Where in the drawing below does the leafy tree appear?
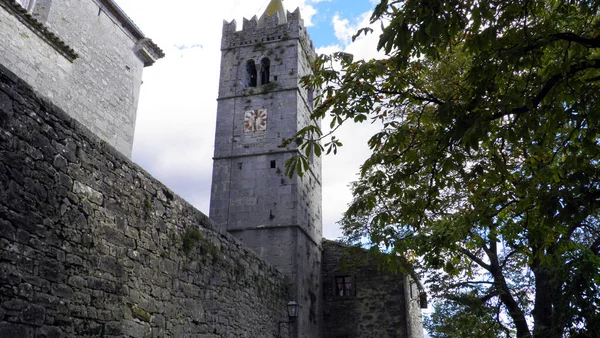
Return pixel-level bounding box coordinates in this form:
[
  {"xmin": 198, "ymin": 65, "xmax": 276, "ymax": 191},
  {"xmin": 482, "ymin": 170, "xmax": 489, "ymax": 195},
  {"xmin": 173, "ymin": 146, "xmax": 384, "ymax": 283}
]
[
  {"xmin": 424, "ymin": 295, "xmax": 506, "ymax": 338},
  {"xmin": 290, "ymin": 0, "xmax": 600, "ymax": 337}
]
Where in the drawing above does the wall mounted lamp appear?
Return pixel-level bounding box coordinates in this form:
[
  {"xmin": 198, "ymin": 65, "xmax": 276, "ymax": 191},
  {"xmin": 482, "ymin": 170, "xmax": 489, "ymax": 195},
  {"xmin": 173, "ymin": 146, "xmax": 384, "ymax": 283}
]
[
  {"xmin": 286, "ymin": 300, "xmax": 299, "ymax": 321},
  {"xmin": 278, "ymin": 300, "xmax": 299, "ymax": 337}
]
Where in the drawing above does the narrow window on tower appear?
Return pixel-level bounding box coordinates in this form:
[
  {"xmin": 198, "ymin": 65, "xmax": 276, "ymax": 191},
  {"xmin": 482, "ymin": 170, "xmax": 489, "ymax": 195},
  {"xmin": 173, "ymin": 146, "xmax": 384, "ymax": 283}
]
[
  {"xmin": 246, "ymin": 60, "xmax": 257, "ymax": 87},
  {"xmin": 307, "ymin": 88, "xmax": 314, "ymax": 110},
  {"xmin": 260, "ymin": 58, "xmax": 270, "ymax": 85},
  {"xmin": 334, "ymin": 275, "xmax": 354, "ymax": 297}
]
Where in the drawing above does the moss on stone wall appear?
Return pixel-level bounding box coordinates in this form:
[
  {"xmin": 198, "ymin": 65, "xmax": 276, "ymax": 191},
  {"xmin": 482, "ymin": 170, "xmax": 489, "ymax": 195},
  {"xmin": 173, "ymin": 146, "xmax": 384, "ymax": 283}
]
[
  {"xmin": 130, "ymin": 304, "xmax": 151, "ymax": 323},
  {"xmin": 182, "ymin": 228, "xmax": 203, "ymax": 255}
]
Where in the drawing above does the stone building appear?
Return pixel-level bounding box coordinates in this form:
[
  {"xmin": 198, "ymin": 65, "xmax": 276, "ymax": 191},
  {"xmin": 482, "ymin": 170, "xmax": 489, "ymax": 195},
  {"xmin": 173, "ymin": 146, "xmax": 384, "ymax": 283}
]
[
  {"xmin": 0, "ymin": 0, "xmax": 163, "ymax": 157},
  {"xmin": 322, "ymin": 240, "xmax": 424, "ymax": 338}
]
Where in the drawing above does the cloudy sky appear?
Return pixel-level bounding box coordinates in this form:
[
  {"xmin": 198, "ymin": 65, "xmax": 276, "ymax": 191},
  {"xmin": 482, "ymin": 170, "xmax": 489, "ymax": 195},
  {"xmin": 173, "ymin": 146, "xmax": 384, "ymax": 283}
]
[{"xmin": 114, "ymin": 0, "xmax": 385, "ymax": 240}]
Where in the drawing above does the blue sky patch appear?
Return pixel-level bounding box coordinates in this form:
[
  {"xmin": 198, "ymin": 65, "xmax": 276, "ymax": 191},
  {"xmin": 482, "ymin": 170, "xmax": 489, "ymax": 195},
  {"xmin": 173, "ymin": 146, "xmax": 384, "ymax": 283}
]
[{"xmin": 308, "ymin": 0, "xmax": 375, "ymax": 47}]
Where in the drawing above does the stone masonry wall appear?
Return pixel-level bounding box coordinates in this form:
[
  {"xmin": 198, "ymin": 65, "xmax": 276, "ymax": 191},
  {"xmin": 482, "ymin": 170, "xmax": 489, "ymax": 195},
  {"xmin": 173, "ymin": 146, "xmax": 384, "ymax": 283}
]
[
  {"xmin": 0, "ymin": 0, "xmax": 147, "ymax": 157},
  {"xmin": 322, "ymin": 240, "xmax": 423, "ymax": 338},
  {"xmin": 0, "ymin": 64, "xmax": 289, "ymax": 337}
]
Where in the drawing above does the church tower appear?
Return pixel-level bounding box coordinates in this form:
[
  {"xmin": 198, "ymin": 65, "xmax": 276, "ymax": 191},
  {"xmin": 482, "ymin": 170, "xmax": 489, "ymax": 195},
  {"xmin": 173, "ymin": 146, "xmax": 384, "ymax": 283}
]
[{"xmin": 210, "ymin": 1, "xmax": 322, "ymax": 337}]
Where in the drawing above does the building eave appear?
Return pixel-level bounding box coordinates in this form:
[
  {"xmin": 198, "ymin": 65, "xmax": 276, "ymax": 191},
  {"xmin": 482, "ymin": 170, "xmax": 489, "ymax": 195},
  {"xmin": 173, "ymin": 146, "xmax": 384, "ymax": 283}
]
[
  {"xmin": 97, "ymin": 0, "xmax": 165, "ymax": 65},
  {"xmin": 0, "ymin": 0, "xmax": 78, "ymax": 61}
]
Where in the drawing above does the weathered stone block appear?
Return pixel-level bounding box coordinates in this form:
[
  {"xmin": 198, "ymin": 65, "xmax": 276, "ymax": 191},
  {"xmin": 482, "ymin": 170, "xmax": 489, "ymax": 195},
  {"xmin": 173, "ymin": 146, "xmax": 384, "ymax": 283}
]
[
  {"xmin": 104, "ymin": 321, "xmax": 123, "ymax": 336},
  {"xmin": 38, "ymin": 259, "xmax": 65, "ymax": 283},
  {"xmin": 74, "ymin": 318, "xmax": 103, "ymax": 336},
  {"xmin": 0, "ymin": 220, "xmax": 15, "ymax": 241},
  {"xmin": 73, "ymin": 181, "xmax": 103, "ymax": 206},
  {"xmin": 0, "ymin": 322, "xmax": 33, "ymax": 338},
  {"xmin": 35, "ymin": 325, "xmax": 63, "ymax": 338},
  {"xmin": 21, "ymin": 304, "xmax": 45, "ymax": 326}
]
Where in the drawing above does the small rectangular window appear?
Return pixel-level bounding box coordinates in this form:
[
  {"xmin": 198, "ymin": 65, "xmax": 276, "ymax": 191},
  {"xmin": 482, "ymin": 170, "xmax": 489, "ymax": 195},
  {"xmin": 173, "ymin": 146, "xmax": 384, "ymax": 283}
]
[
  {"xmin": 270, "ymin": 160, "xmax": 276, "ymax": 168},
  {"xmin": 238, "ymin": 163, "xmax": 242, "ymax": 170},
  {"xmin": 335, "ymin": 276, "xmax": 353, "ymax": 297}
]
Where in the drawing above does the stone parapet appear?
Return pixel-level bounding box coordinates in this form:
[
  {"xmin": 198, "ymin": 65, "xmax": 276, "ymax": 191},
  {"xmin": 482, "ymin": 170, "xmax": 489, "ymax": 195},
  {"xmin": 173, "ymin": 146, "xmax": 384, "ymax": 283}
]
[{"xmin": 221, "ymin": 8, "xmax": 314, "ymax": 52}]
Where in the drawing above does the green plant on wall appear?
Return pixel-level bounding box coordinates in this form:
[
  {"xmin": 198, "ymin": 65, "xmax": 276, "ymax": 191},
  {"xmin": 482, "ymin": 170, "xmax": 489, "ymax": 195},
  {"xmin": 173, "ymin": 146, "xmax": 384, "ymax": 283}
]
[
  {"xmin": 182, "ymin": 228, "xmax": 203, "ymax": 255},
  {"xmin": 234, "ymin": 261, "xmax": 246, "ymax": 281},
  {"xmin": 262, "ymin": 82, "xmax": 278, "ymax": 92},
  {"xmin": 253, "ymin": 41, "xmax": 266, "ymax": 52},
  {"xmin": 143, "ymin": 197, "xmax": 152, "ymax": 219},
  {"xmin": 181, "ymin": 228, "xmax": 222, "ymax": 261},
  {"xmin": 130, "ymin": 304, "xmax": 151, "ymax": 323}
]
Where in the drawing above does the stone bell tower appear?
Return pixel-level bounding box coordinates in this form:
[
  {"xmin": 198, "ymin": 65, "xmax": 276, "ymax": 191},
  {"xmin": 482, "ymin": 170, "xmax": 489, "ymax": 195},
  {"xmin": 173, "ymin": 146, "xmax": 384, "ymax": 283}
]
[{"xmin": 209, "ymin": 0, "xmax": 322, "ymax": 337}]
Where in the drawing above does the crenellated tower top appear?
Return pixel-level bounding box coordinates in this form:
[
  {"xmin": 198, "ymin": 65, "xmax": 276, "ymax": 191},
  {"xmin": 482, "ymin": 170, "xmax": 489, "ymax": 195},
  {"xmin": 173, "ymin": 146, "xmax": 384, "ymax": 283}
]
[
  {"xmin": 221, "ymin": 6, "xmax": 313, "ymax": 52},
  {"xmin": 258, "ymin": 0, "xmax": 286, "ymax": 26}
]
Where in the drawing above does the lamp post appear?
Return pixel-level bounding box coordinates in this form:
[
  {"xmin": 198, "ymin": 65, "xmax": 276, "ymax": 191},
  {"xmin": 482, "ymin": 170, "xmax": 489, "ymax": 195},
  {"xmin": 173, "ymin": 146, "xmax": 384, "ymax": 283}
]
[{"xmin": 278, "ymin": 300, "xmax": 299, "ymax": 337}]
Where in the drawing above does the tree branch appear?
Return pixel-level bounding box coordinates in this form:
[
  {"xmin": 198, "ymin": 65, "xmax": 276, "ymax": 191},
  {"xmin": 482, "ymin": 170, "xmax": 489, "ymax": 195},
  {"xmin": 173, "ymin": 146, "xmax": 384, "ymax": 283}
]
[
  {"xmin": 549, "ymin": 32, "xmax": 600, "ymax": 48},
  {"xmin": 459, "ymin": 248, "xmax": 492, "ymax": 272},
  {"xmin": 491, "ymin": 57, "xmax": 600, "ymax": 120},
  {"xmin": 487, "ymin": 238, "xmax": 532, "ymax": 338},
  {"xmin": 591, "ymin": 236, "xmax": 600, "ymax": 256}
]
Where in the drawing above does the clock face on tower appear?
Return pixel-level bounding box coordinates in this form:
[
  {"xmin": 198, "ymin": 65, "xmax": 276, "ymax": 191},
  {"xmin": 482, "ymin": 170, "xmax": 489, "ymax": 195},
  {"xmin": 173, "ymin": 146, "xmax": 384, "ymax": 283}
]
[{"xmin": 244, "ymin": 109, "xmax": 268, "ymax": 133}]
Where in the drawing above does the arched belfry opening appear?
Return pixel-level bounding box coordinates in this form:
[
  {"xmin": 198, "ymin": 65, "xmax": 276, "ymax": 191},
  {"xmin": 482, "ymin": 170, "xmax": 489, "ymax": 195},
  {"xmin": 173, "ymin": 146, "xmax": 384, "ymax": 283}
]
[
  {"xmin": 260, "ymin": 58, "xmax": 270, "ymax": 85},
  {"xmin": 246, "ymin": 60, "xmax": 257, "ymax": 87}
]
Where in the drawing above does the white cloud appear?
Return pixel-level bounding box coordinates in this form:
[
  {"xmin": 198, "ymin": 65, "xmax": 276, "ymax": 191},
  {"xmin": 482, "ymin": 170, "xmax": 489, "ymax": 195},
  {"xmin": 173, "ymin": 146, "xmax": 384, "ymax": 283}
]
[
  {"xmin": 332, "ymin": 14, "xmax": 353, "ymax": 45},
  {"xmin": 316, "ymin": 44, "xmax": 343, "ymax": 56},
  {"xmin": 332, "ymin": 11, "xmax": 374, "ymax": 47},
  {"xmin": 315, "ymin": 10, "xmax": 385, "ymax": 239},
  {"xmin": 301, "ymin": 5, "xmax": 317, "ymax": 26}
]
